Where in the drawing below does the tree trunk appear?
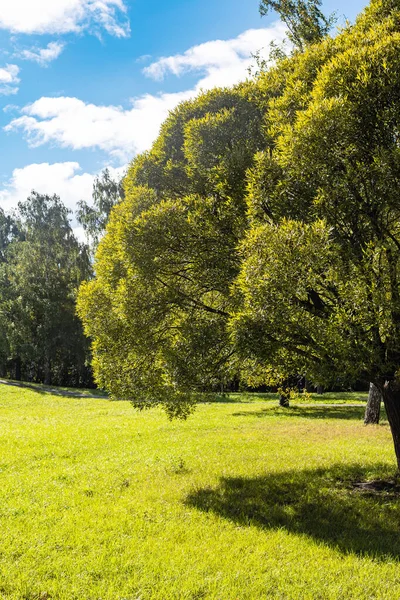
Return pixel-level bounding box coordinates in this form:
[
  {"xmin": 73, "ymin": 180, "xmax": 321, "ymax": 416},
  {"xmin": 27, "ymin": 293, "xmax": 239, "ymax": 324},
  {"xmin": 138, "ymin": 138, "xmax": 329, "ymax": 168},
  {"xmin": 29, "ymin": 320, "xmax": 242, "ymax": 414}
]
[
  {"xmin": 316, "ymin": 385, "xmax": 323, "ymax": 395},
  {"xmin": 382, "ymin": 380, "xmax": 400, "ymax": 471},
  {"xmin": 279, "ymin": 394, "xmax": 290, "ymax": 407},
  {"xmin": 364, "ymin": 382, "xmax": 382, "ymax": 425}
]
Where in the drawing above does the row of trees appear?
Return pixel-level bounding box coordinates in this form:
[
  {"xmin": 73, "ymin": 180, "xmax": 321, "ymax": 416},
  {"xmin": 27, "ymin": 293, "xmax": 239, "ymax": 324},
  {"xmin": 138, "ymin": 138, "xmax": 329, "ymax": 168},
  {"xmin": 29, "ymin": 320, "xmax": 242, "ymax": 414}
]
[
  {"xmin": 77, "ymin": 0, "xmax": 400, "ymax": 469},
  {"xmin": 0, "ymin": 170, "xmax": 122, "ymax": 387}
]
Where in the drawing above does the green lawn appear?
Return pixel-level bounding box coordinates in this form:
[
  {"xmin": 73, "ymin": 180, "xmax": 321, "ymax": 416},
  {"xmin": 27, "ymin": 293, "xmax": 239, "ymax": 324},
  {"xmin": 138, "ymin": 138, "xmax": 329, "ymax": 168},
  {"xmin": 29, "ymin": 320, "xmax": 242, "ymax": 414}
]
[{"xmin": 0, "ymin": 385, "xmax": 399, "ymax": 599}]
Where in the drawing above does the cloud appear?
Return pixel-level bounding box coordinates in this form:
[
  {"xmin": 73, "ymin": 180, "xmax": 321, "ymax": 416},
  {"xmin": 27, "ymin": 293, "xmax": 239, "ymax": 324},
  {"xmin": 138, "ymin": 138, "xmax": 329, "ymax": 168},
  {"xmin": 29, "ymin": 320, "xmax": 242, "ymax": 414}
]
[
  {"xmin": 20, "ymin": 42, "xmax": 65, "ymax": 66},
  {"xmin": 0, "ymin": 162, "xmax": 94, "ymax": 215},
  {"xmin": 143, "ymin": 24, "xmax": 287, "ymax": 87},
  {"xmin": 5, "ymin": 24, "xmax": 286, "ymax": 159},
  {"xmin": 0, "ymin": 0, "xmax": 130, "ymax": 37},
  {"xmin": 0, "ymin": 161, "xmax": 128, "ymax": 239},
  {"xmin": 4, "ymin": 91, "xmax": 193, "ymax": 160},
  {"xmin": 0, "ymin": 64, "xmax": 20, "ymax": 95}
]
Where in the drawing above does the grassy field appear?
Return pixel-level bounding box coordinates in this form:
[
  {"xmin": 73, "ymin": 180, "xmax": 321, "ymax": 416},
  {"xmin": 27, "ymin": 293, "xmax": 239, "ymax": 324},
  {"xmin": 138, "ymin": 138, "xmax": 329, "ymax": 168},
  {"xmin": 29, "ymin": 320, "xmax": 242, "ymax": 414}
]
[{"xmin": 0, "ymin": 384, "xmax": 399, "ymax": 599}]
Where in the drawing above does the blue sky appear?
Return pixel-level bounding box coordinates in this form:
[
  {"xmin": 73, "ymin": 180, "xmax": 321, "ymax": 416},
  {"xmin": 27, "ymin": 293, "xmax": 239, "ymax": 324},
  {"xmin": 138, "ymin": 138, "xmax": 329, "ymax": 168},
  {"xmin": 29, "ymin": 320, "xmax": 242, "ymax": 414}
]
[{"xmin": 0, "ymin": 0, "xmax": 368, "ymax": 227}]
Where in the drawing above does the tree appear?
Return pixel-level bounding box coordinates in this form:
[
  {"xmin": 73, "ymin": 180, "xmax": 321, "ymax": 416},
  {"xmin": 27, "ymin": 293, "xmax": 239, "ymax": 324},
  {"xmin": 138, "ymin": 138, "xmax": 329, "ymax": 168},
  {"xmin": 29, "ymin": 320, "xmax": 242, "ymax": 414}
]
[
  {"xmin": 3, "ymin": 193, "xmax": 92, "ymax": 386},
  {"xmin": 0, "ymin": 209, "xmax": 21, "ymax": 375},
  {"xmin": 77, "ymin": 168, "xmax": 124, "ymax": 254},
  {"xmin": 77, "ymin": 85, "xmax": 266, "ymax": 416},
  {"xmin": 364, "ymin": 383, "xmax": 382, "ymax": 425},
  {"xmin": 78, "ymin": 0, "xmax": 400, "ymax": 470},
  {"xmin": 259, "ymin": 0, "xmax": 336, "ymax": 51},
  {"xmin": 0, "ymin": 208, "xmax": 20, "ymax": 263},
  {"xmin": 232, "ymin": 0, "xmax": 400, "ymax": 469}
]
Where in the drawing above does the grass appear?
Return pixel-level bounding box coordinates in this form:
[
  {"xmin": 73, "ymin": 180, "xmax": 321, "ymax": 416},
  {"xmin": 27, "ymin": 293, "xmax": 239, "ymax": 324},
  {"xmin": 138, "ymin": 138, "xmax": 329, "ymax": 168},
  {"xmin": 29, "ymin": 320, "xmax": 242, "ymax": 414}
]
[{"xmin": 0, "ymin": 385, "xmax": 399, "ymax": 599}]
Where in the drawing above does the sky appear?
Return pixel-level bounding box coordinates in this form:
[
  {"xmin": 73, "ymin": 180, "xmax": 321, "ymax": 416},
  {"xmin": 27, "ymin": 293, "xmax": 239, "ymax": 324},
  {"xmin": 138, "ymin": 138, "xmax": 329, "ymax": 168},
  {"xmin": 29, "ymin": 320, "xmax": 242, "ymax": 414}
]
[{"xmin": 0, "ymin": 0, "xmax": 369, "ymax": 230}]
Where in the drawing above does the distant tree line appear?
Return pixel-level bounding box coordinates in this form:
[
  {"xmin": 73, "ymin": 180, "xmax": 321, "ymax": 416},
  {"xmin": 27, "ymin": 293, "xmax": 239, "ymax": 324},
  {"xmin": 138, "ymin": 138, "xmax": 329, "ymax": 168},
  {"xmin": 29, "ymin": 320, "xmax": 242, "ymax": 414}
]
[{"xmin": 0, "ymin": 169, "xmax": 122, "ymax": 387}]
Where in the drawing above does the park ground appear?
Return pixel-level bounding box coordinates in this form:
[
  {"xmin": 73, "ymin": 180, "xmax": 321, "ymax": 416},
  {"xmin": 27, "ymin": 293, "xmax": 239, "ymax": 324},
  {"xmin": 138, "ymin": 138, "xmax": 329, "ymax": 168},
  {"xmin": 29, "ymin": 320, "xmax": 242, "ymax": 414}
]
[{"xmin": 0, "ymin": 384, "xmax": 399, "ymax": 599}]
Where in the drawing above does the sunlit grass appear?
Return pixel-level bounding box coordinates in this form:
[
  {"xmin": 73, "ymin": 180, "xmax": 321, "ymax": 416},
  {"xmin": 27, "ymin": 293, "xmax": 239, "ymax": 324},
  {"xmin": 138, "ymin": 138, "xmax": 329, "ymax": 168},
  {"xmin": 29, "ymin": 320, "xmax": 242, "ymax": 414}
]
[{"xmin": 0, "ymin": 384, "xmax": 398, "ymax": 599}]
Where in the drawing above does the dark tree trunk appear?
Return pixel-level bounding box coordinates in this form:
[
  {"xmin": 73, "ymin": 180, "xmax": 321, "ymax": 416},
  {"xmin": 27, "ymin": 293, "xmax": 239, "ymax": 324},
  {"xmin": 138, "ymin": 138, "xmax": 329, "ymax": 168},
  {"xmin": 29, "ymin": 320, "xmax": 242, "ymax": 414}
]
[
  {"xmin": 364, "ymin": 382, "xmax": 382, "ymax": 425},
  {"xmin": 316, "ymin": 385, "xmax": 323, "ymax": 395},
  {"xmin": 279, "ymin": 394, "xmax": 290, "ymax": 407},
  {"xmin": 382, "ymin": 380, "xmax": 400, "ymax": 471}
]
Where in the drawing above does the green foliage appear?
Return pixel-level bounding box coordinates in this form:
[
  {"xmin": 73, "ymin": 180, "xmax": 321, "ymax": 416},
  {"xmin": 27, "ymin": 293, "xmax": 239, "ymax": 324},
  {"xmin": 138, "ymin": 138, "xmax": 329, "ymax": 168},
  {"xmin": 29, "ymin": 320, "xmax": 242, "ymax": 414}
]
[
  {"xmin": 232, "ymin": 219, "xmax": 378, "ymax": 387},
  {"xmin": 78, "ymin": 186, "xmax": 237, "ymax": 417},
  {"xmin": 128, "ymin": 86, "xmax": 264, "ymax": 200},
  {"xmin": 78, "ymin": 86, "xmax": 265, "ymax": 415},
  {"xmin": 1, "ymin": 192, "xmax": 92, "ymax": 385},
  {"xmin": 0, "ymin": 209, "xmax": 21, "ymax": 371},
  {"xmin": 77, "ymin": 168, "xmax": 124, "ymax": 253},
  {"xmin": 0, "ymin": 208, "xmax": 21, "ymax": 263},
  {"xmin": 259, "ymin": 0, "xmax": 336, "ymax": 50},
  {"xmin": 237, "ymin": 0, "xmax": 400, "ymax": 388}
]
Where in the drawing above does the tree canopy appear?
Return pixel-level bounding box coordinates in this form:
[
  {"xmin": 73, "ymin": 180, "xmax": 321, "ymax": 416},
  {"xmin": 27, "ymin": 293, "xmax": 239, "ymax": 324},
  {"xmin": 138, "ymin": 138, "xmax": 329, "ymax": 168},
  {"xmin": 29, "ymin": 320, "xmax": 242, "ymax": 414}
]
[
  {"xmin": 78, "ymin": 85, "xmax": 266, "ymax": 416},
  {"xmin": 233, "ymin": 0, "xmax": 400, "ymax": 467}
]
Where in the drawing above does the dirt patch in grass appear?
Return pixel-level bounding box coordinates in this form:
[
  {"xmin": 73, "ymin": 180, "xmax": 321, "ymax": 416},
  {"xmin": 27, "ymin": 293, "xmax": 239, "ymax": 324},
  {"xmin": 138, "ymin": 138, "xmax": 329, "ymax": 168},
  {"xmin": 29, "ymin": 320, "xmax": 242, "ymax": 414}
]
[{"xmin": 352, "ymin": 479, "xmax": 400, "ymax": 494}]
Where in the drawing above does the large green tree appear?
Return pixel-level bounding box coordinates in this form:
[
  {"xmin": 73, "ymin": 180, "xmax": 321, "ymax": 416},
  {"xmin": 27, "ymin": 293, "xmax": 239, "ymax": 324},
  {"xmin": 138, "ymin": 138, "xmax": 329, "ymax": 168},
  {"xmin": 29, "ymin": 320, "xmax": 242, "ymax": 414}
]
[
  {"xmin": 78, "ymin": 85, "xmax": 265, "ymax": 416},
  {"xmin": 77, "ymin": 0, "xmax": 400, "ymax": 469},
  {"xmin": 76, "ymin": 6, "xmax": 356, "ymax": 414},
  {"xmin": 232, "ymin": 0, "xmax": 400, "ymax": 468}
]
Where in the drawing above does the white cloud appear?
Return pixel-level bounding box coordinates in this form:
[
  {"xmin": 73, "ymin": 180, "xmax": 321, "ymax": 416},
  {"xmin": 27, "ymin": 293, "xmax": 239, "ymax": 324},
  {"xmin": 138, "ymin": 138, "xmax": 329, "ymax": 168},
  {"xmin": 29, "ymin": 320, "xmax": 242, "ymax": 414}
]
[
  {"xmin": 143, "ymin": 24, "xmax": 287, "ymax": 87},
  {"xmin": 0, "ymin": 162, "xmax": 94, "ymax": 215},
  {"xmin": 4, "ymin": 91, "xmax": 193, "ymax": 160},
  {"xmin": 4, "ymin": 24, "xmax": 286, "ymax": 159},
  {"xmin": 0, "ymin": 0, "xmax": 129, "ymax": 37},
  {"xmin": 0, "ymin": 161, "xmax": 128, "ymax": 239},
  {"xmin": 20, "ymin": 42, "xmax": 65, "ymax": 66},
  {"xmin": 0, "ymin": 64, "xmax": 20, "ymax": 95}
]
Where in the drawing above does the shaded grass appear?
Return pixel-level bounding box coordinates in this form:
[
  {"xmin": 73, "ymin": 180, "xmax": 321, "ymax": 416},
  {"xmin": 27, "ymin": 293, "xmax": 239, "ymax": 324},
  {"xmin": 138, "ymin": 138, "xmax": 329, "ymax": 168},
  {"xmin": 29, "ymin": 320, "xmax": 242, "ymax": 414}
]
[
  {"xmin": 0, "ymin": 384, "xmax": 397, "ymax": 599},
  {"xmin": 0, "ymin": 379, "xmax": 107, "ymax": 398},
  {"xmin": 210, "ymin": 390, "xmax": 368, "ymax": 405},
  {"xmin": 186, "ymin": 464, "xmax": 400, "ymax": 559},
  {"xmin": 232, "ymin": 405, "xmax": 373, "ymax": 420}
]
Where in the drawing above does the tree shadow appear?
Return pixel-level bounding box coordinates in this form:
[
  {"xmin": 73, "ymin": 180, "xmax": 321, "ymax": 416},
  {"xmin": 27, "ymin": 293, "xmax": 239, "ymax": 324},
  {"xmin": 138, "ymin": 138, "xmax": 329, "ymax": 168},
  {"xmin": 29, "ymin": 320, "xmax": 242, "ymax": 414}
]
[
  {"xmin": 316, "ymin": 392, "xmax": 368, "ymax": 402},
  {"xmin": 185, "ymin": 464, "xmax": 400, "ymax": 560},
  {"xmin": 0, "ymin": 379, "xmax": 107, "ymax": 399},
  {"xmin": 202, "ymin": 392, "xmax": 278, "ymax": 404},
  {"xmin": 232, "ymin": 406, "xmax": 369, "ymax": 420}
]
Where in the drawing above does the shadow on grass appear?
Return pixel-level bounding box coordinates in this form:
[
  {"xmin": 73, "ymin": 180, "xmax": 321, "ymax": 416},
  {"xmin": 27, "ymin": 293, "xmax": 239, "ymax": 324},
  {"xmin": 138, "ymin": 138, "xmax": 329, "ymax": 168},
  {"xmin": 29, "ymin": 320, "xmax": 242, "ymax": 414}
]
[
  {"xmin": 315, "ymin": 392, "xmax": 368, "ymax": 402},
  {"xmin": 201, "ymin": 393, "xmax": 278, "ymax": 404},
  {"xmin": 208, "ymin": 392, "xmax": 369, "ymax": 405},
  {"xmin": 185, "ymin": 464, "xmax": 400, "ymax": 559},
  {"xmin": 232, "ymin": 406, "xmax": 369, "ymax": 420},
  {"xmin": 0, "ymin": 379, "xmax": 107, "ymax": 399}
]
